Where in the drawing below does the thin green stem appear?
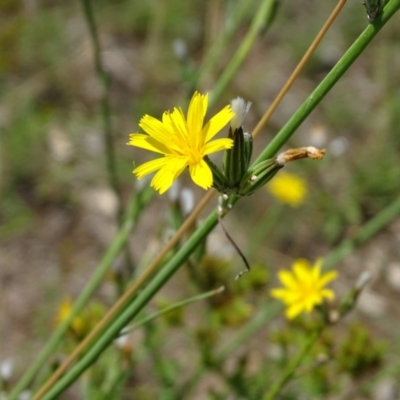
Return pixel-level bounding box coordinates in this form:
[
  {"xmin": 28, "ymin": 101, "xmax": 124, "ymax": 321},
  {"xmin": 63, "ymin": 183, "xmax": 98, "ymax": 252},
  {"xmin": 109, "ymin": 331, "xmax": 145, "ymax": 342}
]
[
  {"xmin": 255, "ymin": 0, "xmax": 400, "ymax": 163},
  {"xmin": 246, "ymin": 203, "xmax": 284, "ymax": 257},
  {"xmin": 80, "ymin": 0, "xmax": 122, "ymax": 213},
  {"xmin": 181, "ymin": 189, "xmax": 400, "ymax": 395},
  {"xmin": 209, "ymin": 0, "xmax": 277, "ymax": 106},
  {"xmin": 217, "ymin": 300, "xmax": 281, "ymax": 360},
  {"xmin": 9, "ymin": 187, "xmax": 153, "ymax": 400},
  {"xmin": 322, "ymin": 195, "xmax": 400, "ymax": 271},
  {"xmin": 120, "ymin": 286, "xmax": 224, "ymax": 335},
  {"xmin": 195, "ymin": 0, "xmax": 256, "ymax": 88},
  {"xmin": 39, "ymin": 208, "xmax": 221, "ymax": 400},
  {"xmin": 81, "ymin": 0, "xmax": 136, "ymax": 277},
  {"xmin": 262, "ymin": 326, "xmax": 324, "ymax": 400}
]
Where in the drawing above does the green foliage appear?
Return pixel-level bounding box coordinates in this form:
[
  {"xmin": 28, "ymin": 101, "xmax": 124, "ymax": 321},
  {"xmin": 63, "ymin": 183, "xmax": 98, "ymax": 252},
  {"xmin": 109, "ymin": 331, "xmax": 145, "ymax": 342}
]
[{"xmin": 337, "ymin": 323, "xmax": 386, "ymax": 378}]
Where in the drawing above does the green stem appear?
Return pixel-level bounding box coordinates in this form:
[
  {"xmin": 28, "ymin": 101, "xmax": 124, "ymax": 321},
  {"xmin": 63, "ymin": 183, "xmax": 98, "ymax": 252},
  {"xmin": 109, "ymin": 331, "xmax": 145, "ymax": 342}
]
[
  {"xmin": 195, "ymin": 0, "xmax": 256, "ymax": 89},
  {"xmin": 120, "ymin": 286, "xmax": 224, "ymax": 335},
  {"xmin": 182, "ymin": 187, "xmax": 400, "ymax": 394},
  {"xmin": 262, "ymin": 326, "xmax": 324, "ymax": 400},
  {"xmin": 322, "ymin": 195, "xmax": 400, "ymax": 271},
  {"xmin": 209, "ymin": 0, "xmax": 277, "ymax": 106},
  {"xmin": 255, "ymin": 0, "xmax": 400, "ymax": 163},
  {"xmin": 217, "ymin": 300, "xmax": 281, "ymax": 360},
  {"xmin": 80, "ymin": 0, "xmax": 122, "ymax": 214},
  {"xmin": 81, "ymin": 0, "xmax": 136, "ymax": 277},
  {"xmin": 8, "ymin": 187, "xmax": 153, "ymax": 400},
  {"xmin": 247, "ymin": 203, "xmax": 284, "ymax": 257},
  {"xmin": 39, "ymin": 208, "xmax": 222, "ymax": 400}
]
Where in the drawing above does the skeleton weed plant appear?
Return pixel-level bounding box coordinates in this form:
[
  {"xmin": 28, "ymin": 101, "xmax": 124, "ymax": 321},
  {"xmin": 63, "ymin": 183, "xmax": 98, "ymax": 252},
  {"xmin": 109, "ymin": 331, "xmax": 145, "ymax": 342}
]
[{"xmin": 7, "ymin": 0, "xmax": 400, "ymax": 399}]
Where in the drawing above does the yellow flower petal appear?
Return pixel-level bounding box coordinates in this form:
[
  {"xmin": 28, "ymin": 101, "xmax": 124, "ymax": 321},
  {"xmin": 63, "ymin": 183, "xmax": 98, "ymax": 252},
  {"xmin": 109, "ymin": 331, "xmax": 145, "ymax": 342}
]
[
  {"xmin": 133, "ymin": 157, "xmax": 171, "ymax": 179},
  {"xmin": 286, "ymin": 303, "xmax": 304, "ymax": 319},
  {"xmin": 320, "ymin": 288, "xmax": 335, "ymax": 300},
  {"xmin": 293, "ymin": 260, "xmax": 310, "ymax": 282},
  {"xmin": 151, "ymin": 157, "xmax": 188, "ymax": 194},
  {"xmin": 203, "ymin": 105, "xmax": 235, "ymax": 143},
  {"xmin": 168, "ymin": 108, "xmax": 190, "ymax": 144},
  {"xmin": 270, "ymin": 288, "xmax": 291, "ymax": 302},
  {"xmin": 318, "ymin": 270, "xmax": 338, "ymax": 288},
  {"xmin": 189, "ymin": 159, "xmax": 213, "ymax": 190},
  {"xmin": 139, "ymin": 115, "xmax": 172, "ymax": 144},
  {"xmin": 128, "ymin": 133, "xmax": 171, "ymax": 154},
  {"xmin": 278, "ymin": 270, "xmax": 297, "ymax": 290},
  {"xmin": 203, "ymin": 138, "xmax": 234, "ymax": 155},
  {"xmin": 187, "ymin": 92, "xmax": 207, "ymax": 144}
]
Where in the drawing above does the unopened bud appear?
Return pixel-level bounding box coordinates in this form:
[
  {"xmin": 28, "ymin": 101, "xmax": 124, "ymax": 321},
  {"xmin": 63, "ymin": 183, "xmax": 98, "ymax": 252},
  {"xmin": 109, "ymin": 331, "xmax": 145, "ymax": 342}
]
[
  {"xmin": 239, "ymin": 159, "xmax": 282, "ymax": 196},
  {"xmin": 230, "ymin": 97, "xmax": 251, "ymax": 131},
  {"xmin": 223, "ymin": 98, "xmax": 253, "ymax": 189}
]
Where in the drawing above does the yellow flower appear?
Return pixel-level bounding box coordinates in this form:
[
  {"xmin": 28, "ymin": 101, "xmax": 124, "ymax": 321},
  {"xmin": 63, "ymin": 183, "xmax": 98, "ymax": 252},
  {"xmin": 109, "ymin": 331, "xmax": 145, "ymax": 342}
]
[
  {"xmin": 270, "ymin": 259, "xmax": 338, "ymax": 319},
  {"xmin": 55, "ymin": 298, "xmax": 84, "ymax": 335},
  {"xmin": 267, "ymin": 171, "xmax": 307, "ymax": 207},
  {"xmin": 128, "ymin": 92, "xmax": 235, "ymax": 194}
]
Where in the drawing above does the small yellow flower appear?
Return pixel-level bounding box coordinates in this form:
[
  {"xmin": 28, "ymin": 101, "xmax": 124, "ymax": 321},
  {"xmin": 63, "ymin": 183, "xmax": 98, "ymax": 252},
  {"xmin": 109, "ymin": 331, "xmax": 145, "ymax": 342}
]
[
  {"xmin": 267, "ymin": 171, "xmax": 307, "ymax": 207},
  {"xmin": 55, "ymin": 298, "xmax": 84, "ymax": 335},
  {"xmin": 270, "ymin": 259, "xmax": 338, "ymax": 319},
  {"xmin": 128, "ymin": 92, "xmax": 235, "ymax": 194}
]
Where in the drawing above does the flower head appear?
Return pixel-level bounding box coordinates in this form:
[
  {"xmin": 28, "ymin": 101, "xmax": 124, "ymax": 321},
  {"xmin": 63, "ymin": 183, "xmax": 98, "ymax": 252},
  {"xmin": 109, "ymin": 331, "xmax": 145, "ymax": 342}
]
[
  {"xmin": 128, "ymin": 92, "xmax": 235, "ymax": 194},
  {"xmin": 55, "ymin": 298, "xmax": 84, "ymax": 335},
  {"xmin": 267, "ymin": 171, "xmax": 307, "ymax": 207},
  {"xmin": 270, "ymin": 259, "xmax": 338, "ymax": 319}
]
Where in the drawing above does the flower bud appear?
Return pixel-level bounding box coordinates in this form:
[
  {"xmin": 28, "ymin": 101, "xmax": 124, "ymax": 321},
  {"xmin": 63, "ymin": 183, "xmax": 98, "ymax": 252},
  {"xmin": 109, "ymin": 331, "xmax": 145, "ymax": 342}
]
[
  {"xmin": 239, "ymin": 159, "xmax": 283, "ymax": 196},
  {"xmin": 223, "ymin": 126, "xmax": 253, "ymax": 187},
  {"xmin": 222, "ymin": 97, "xmax": 253, "ymax": 189},
  {"xmin": 363, "ymin": 0, "xmax": 384, "ymax": 21}
]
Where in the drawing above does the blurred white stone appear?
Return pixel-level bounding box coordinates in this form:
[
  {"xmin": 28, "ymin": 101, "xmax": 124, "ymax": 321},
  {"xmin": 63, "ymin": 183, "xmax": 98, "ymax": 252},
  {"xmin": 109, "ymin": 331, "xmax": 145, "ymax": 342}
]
[
  {"xmin": 81, "ymin": 187, "xmax": 118, "ymax": 219},
  {"xmin": 386, "ymin": 262, "xmax": 400, "ymax": 291},
  {"xmin": 308, "ymin": 123, "xmax": 328, "ymax": 148},
  {"xmin": 47, "ymin": 127, "xmax": 73, "ymax": 163},
  {"xmin": 168, "ymin": 180, "xmax": 181, "ymax": 202},
  {"xmin": 207, "ymin": 228, "xmax": 236, "ymax": 258},
  {"xmin": 0, "ymin": 358, "xmax": 13, "ymax": 380},
  {"xmin": 172, "ymin": 38, "xmax": 187, "ymax": 60},
  {"xmin": 115, "ymin": 333, "xmax": 130, "ymax": 348},
  {"xmin": 134, "ymin": 175, "xmax": 151, "ymax": 191},
  {"xmin": 373, "ymin": 378, "xmax": 397, "ymax": 400},
  {"xmin": 180, "ymin": 188, "xmax": 195, "ymax": 216},
  {"xmin": 357, "ymin": 289, "xmax": 387, "ymax": 317},
  {"xmin": 318, "ymin": 41, "xmax": 343, "ymax": 67},
  {"xmin": 267, "ymin": 344, "xmax": 283, "ymax": 360},
  {"xmin": 328, "ymin": 136, "xmax": 349, "ymax": 158},
  {"xmin": 18, "ymin": 391, "xmax": 31, "ymax": 400},
  {"xmin": 79, "ymin": 185, "xmax": 119, "ymax": 246},
  {"xmin": 82, "ymin": 130, "xmax": 104, "ymax": 156}
]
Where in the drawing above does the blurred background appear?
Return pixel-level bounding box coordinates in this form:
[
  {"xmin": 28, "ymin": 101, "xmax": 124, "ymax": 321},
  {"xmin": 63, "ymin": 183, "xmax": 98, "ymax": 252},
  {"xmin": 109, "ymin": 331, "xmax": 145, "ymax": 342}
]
[{"xmin": 1, "ymin": 0, "xmax": 400, "ymax": 398}]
